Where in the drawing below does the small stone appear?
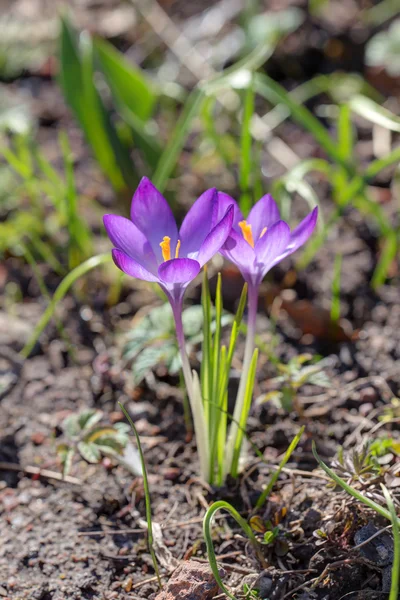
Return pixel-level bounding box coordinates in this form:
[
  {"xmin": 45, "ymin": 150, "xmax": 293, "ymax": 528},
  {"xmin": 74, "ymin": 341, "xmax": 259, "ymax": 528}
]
[
  {"xmin": 31, "ymin": 432, "xmax": 45, "ymax": 446},
  {"xmin": 123, "ymin": 577, "xmax": 133, "ymax": 592},
  {"xmin": 154, "ymin": 561, "xmax": 224, "ymax": 600},
  {"xmin": 359, "ymin": 386, "xmax": 377, "ymax": 403}
]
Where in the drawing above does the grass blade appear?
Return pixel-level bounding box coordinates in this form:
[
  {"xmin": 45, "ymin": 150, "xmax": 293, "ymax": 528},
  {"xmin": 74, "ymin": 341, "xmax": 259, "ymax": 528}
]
[
  {"xmin": 119, "ymin": 403, "xmax": 162, "ymax": 589},
  {"xmin": 152, "ymin": 88, "xmax": 204, "ymax": 192},
  {"xmin": 230, "ymin": 348, "xmax": 259, "ymax": 478},
  {"xmin": 312, "ymin": 442, "xmax": 400, "ymax": 525},
  {"xmin": 381, "ymin": 485, "xmax": 400, "ymax": 600},
  {"xmin": 330, "ymin": 253, "xmax": 342, "ymax": 323},
  {"xmin": 337, "ymin": 104, "xmax": 354, "ymax": 161},
  {"xmin": 239, "ymin": 81, "xmax": 255, "ymax": 214},
  {"xmin": 372, "ymin": 232, "xmax": 398, "ymax": 289},
  {"xmin": 21, "ymin": 253, "xmax": 112, "ymax": 358},
  {"xmin": 349, "ymin": 95, "xmax": 400, "ymax": 132},
  {"xmin": 203, "ymin": 500, "xmax": 261, "ymax": 600},
  {"xmin": 59, "ymin": 16, "xmax": 135, "ymax": 193},
  {"xmin": 255, "ymin": 426, "xmax": 304, "ymax": 509},
  {"xmin": 254, "ymin": 72, "xmax": 349, "ymax": 170},
  {"xmin": 94, "ymin": 37, "xmax": 155, "ymax": 122}
]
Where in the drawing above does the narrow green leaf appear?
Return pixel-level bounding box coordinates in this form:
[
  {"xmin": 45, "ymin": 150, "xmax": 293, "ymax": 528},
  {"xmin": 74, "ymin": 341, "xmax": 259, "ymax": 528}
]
[
  {"xmin": 230, "ymin": 348, "xmax": 259, "ymax": 478},
  {"xmin": 372, "ymin": 232, "xmax": 398, "ymax": 289},
  {"xmin": 94, "ymin": 37, "xmax": 155, "ymax": 121},
  {"xmin": 59, "ymin": 17, "xmax": 135, "ymax": 192},
  {"xmin": 337, "ymin": 104, "xmax": 354, "ymax": 161},
  {"xmin": 312, "ymin": 442, "xmax": 400, "ymax": 525},
  {"xmin": 201, "ymin": 268, "xmax": 212, "ymax": 426},
  {"xmin": 254, "ymin": 72, "xmax": 349, "ymax": 171},
  {"xmin": 152, "ymin": 87, "xmax": 204, "ymax": 192},
  {"xmin": 21, "ymin": 253, "xmax": 112, "ymax": 358},
  {"xmin": 330, "ymin": 253, "xmax": 342, "ymax": 323},
  {"xmin": 256, "ymin": 427, "xmax": 304, "ymax": 509},
  {"xmin": 239, "ymin": 81, "xmax": 254, "ymax": 214},
  {"xmin": 119, "ymin": 403, "xmax": 162, "ymax": 588},
  {"xmin": 349, "ymin": 95, "xmax": 400, "ymax": 132},
  {"xmin": 381, "ymin": 485, "xmax": 400, "ymax": 600},
  {"xmin": 203, "ymin": 501, "xmax": 261, "ymax": 600}
]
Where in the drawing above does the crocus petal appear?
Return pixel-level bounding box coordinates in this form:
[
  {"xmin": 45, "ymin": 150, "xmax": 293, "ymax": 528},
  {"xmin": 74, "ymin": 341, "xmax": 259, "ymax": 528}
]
[
  {"xmin": 247, "ymin": 194, "xmax": 281, "ymax": 239},
  {"xmin": 216, "ymin": 192, "xmax": 244, "ymax": 234},
  {"xmin": 179, "ymin": 188, "xmax": 218, "ymax": 258},
  {"xmin": 103, "ymin": 214, "xmax": 157, "ymax": 273},
  {"xmin": 220, "ymin": 229, "xmax": 255, "ymax": 280},
  {"xmin": 112, "ymin": 249, "xmax": 159, "ymax": 282},
  {"xmin": 282, "ymin": 207, "xmax": 318, "ymax": 258},
  {"xmin": 158, "ymin": 258, "xmax": 201, "ymax": 284},
  {"xmin": 196, "ymin": 205, "xmax": 234, "ymax": 267},
  {"xmin": 130, "ymin": 177, "xmax": 178, "ymax": 262},
  {"xmin": 254, "ymin": 220, "xmax": 291, "ymax": 280}
]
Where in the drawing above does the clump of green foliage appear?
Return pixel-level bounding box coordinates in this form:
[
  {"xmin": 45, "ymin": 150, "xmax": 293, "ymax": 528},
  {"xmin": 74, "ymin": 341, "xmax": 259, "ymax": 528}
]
[{"xmin": 57, "ymin": 409, "xmax": 130, "ymax": 476}]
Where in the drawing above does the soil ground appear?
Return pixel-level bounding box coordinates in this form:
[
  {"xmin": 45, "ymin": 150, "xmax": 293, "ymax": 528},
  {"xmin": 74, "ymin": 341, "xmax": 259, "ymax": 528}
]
[{"xmin": 1, "ymin": 1, "xmax": 400, "ymax": 599}]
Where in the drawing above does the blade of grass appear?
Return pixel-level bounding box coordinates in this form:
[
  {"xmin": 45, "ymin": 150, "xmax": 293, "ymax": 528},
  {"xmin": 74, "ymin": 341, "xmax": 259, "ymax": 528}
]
[
  {"xmin": 337, "ymin": 104, "xmax": 354, "ymax": 161},
  {"xmin": 203, "ymin": 500, "xmax": 261, "ymax": 600},
  {"xmin": 119, "ymin": 403, "xmax": 162, "ymax": 589},
  {"xmin": 239, "ymin": 80, "xmax": 255, "ymax": 214},
  {"xmin": 21, "ymin": 253, "xmax": 112, "ymax": 358},
  {"xmin": 209, "ymin": 273, "xmax": 223, "ymax": 484},
  {"xmin": 230, "ymin": 348, "xmax": 259, "ymax": 478},
  {"xmin": 201, "ymin": 267, "xmax": 212, "ymax": 427},
  {"xmin": 312, "ymin": 442, "xmax": 400, "ymax": 525},
  {"xmin": 94, "ymin": 37, "xmax": 155, "ymax": 122},
  {"xmin": 330, "ymin": 253, "xmax": 342, "ymax": 323},
  {"xmin": 152, "ymin": 87, "xmax": 204, "ymax": 192},
  {"xmin": 255, "ymin": 426, "xmax": 304, "ymax": 510},
  {"xmin": 254, "ymin": 72, "xmax": 350, "ymax": 171},
  {"xmin": 349, "ymin": 95, "xmax": 400, "ymax": 133},
  {"xmin": 22, "ymin": 244, "xmax": 74, "ymax": 359},
  {"xmin": 381, "ymin": 485, "xmax": 400, "ymax": 600},
  {"xmin": 371, "ymin": 231, "xmax": 398, "ymax": 289}
]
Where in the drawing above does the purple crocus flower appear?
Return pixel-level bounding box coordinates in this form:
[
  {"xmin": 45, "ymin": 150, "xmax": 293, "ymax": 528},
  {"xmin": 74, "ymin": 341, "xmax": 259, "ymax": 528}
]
[
  {"xmin": 104, "ymin": 178, "xmax": 234, "ymax": 482},
  {"xmin": 218, "ymin": 192, "xmax": 318, "ymax": 477},
  {"xmin": 216, "ymin": 192, "xmax": 318, "ymax": 288},
  {"xmin": 103, "ymin": 177, "xmax": 234, "ymax": 312}
]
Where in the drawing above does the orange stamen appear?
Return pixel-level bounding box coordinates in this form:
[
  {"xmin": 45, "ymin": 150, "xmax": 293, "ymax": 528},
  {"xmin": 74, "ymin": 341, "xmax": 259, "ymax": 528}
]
[
  {"xmin": 175, "ymin": 239, "xmax": 181, "ymax": 259},
  {"xmin": 260, "ymin": 226, "xmax": 268, "ymax": 239},
  {"xmin": 238, "ymin": 220, "xmax": 255, "ymax": 248},
  {"xmin": 160, "ymin": 236, "xmax": 171, "ymax": 261}
]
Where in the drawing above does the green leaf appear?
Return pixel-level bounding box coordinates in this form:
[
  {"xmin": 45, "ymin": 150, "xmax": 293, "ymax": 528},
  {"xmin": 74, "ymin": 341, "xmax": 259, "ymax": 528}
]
[
  {"xmin": 230, "ymin": 348, "xmax": 259, "ymax": 478},
  {"xmin": 78, "ymin": 409, "xmax": 103, "ymax": 431},
  {"xmin": 349, "ymin": 95, "xmax": 400, "ymax": 132},
  {"xmin": 132, "ymin": 345, "xmax": 176, "ymax": 384},
  {"xmin": 256, "ymin": 427, "xmax": 304, "ymax": 509},
  {"xmin": 62, "ymin": 414, "xmax": 80, "ymax": 438},
  {"xmin": 94, "ymin": 37, "xmax": 155, "ymax": 122},
  {"xmin": 337, "ymin": 104, "xmax": 354, "ymax": 161},
  {"xmin": 59, "ymin": 17, "xmax": 136, "ymax": 192},
  {"xmin": 57, "ymin": 444, "xmax": 75, "ymax": 477},
  {"xmin": 77, "ymin": 441, "xmax": 101, "ymax": 463}
]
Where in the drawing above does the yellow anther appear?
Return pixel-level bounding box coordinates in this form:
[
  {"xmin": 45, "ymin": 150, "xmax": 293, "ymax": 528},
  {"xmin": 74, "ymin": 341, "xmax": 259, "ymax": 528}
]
[
  {"xmin": 260, "ymin": 226, "xmax": 268, "ymax": 239},
  {"xmin": 160, "ymin": 236, "xmax": 171, "ymax": 261},
  {"xmin": 238, "ymin": 220, "xmax": 255, "ymax": 248},
  {"xmin": 160, "ymin": 237, "xmax": 181, "ymax": 262}
]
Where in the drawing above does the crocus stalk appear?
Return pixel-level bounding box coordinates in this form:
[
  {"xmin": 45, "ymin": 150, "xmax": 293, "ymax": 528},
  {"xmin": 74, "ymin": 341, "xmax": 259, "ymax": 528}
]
[
  {"xmin": 216, "ymin": 192, "xmax": 318, "ymax": 476},
  {"xmin": 104, "ymin": 177, "xmax": 234, "ymax": 481}
]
